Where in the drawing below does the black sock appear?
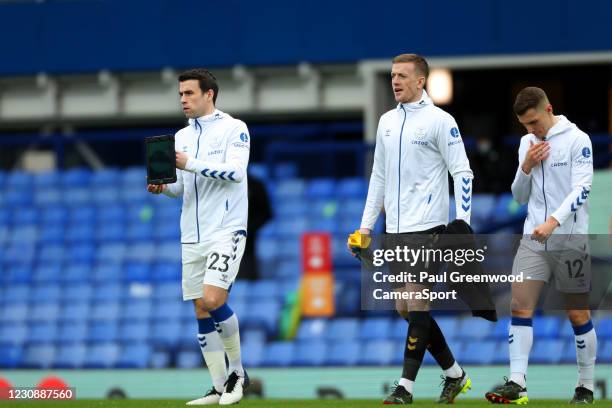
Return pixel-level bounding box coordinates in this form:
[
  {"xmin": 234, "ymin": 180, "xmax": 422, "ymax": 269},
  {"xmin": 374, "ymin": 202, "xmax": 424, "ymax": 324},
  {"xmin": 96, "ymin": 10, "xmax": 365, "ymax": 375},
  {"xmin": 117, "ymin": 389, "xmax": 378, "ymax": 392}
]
[
  {"xmin": 401, "ymin": 311, "xmax": 431, "ymax": 381},
  {"xmin": 426, "ymin": 316, "xmax": 456, "ymax": 371}
]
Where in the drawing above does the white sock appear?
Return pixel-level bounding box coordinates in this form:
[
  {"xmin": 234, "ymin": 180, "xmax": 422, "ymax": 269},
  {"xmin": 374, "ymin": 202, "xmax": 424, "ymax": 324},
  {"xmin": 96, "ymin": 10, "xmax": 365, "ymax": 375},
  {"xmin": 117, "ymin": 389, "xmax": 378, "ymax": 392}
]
[
  {"xmin": 197, "ymin": 318, "xmax": 227, "ymax": 393},
  {"xmin": 574, "ymin": 320, "xmax": 597, "ymax": 392},
  {"xmin": 210, "ymin": 304, "xmax": 244, "ymax": 377},
  {"xmin": 443, "ymin": 361, "xmax": 463, "ymax": 379},
  {"xmin": 509, "ymin": 318, "xmax": 532, "ymax": 388},
  {"xmin": 399, "ymin": 378, "xmax": 414, "ymax": 393}
]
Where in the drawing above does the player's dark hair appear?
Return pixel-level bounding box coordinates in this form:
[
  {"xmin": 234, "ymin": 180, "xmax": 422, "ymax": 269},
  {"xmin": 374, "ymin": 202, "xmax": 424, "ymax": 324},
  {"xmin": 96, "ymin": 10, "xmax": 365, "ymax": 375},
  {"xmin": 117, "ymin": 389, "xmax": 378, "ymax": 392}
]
[
  {"xmin": 513, "ymin": 86, "xmax": 548, "ymax": 115},
  {"xmin": 178, "ymin": 68, "xmax": 219, "ymax": 104},
  {"xmin": 392, "ymin": 53, "xmax": 430, "ymax": 80}
]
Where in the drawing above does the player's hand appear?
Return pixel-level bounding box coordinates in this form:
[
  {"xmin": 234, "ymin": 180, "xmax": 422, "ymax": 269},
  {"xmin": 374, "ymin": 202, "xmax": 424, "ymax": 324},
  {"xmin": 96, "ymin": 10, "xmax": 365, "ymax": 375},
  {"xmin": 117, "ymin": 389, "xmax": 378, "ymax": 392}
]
[
  {"xmin": 175, "ymin": 151, "xmax": 189, "ymax": 170},
  {"xmin": 147, "ymin": 184, "xmax": 166, "ymax": 194},
  {"xmin": 347, "ymin": 228, "xmax": 371, "ymax": 258},
  {"xmin": 531, "ymin": 217, "xmax": 559, "ymax": 243},
  {"xmin": 521, "ymin": 140, "xmax": 550, "ymax": 174}
]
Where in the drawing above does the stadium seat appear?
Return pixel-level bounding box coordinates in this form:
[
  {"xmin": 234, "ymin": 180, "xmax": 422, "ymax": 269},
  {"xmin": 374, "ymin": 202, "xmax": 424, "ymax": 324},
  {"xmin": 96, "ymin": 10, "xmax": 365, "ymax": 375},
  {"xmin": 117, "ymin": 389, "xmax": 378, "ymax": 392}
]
[
  {"xmin": 1, "ymin": 303, "xmax": 28, "ymax": 323},
  {"xmin": 91, "ymin": 188, "xmax": 121, "ymax": 206},
  {"xmin": 32, "ymin": 264, "xmax": 62, "ymax": 283},
  {"xmin": 29, "ymin": 302, "xmax": 60, "ymax": 322},
  {"xmin": 293, "ymin": 340, "xmax": 328, "ymax": 366},
  {"xmin": 457, "ymin": 317, "xmax": 495, "ymax": 339},
  {"xmin": 154, "ymin": 300, "xmax": 183, "ymax": 321},
  {"xmin": 337, "ymin": 178, "xmax": 367, "ymax": 198},
  {"xmin": 31, "ymin": 284, "xmax": 61, "ymax": 302},
  {"xmin": 242, "ymin": 339, "xmax": 265, "ymax": 367},
  {"xmin": 531, "ymin": 339, "xmax": 565, "ymax": 364},
  {"xmin": 53, "ymin": 343, "xmax": 87, "ymax": 368},
  {"xmin": 96, "ymin": 222, "xmax": 126, "ymax": 242},
  {"xmin": 274, "ymin": 180, "xmax": 305, "ymax": 200},
  {"xmin": 66, "ymin": 243, "xmax": 96, "ymax": 263},
  {"xmin": 91, "ymin": 263, "xmax": 122, "ymax": 283},
  {"xmin": 116, "ymin": 343, "xmax": 151, "ymax": 368},
  {"xmin": 306, "ymin": 178, "xmax": 336, "ymax": 199},
  {"xmin": 21, "ymin": 344, "xmax": 55, "ymax": 369},
  {"xmin": 60, "ymin": 168, "xmax": 91, "ymax": 187},
  {"xmin": 491, "ymin": 340, "xmax": 510, "ymax": 364},
  {"xmin": 434, "ymin": 316, "xmax": 460, "ymax": 340},
  {"xmin": 123, "ymin": 262, "xmax": 151, "ymax": 282},
  {"xmin": 325, "ymin": 318, "xmax": 360, "ymax": 342},
  {"xmin": 3, "ymin": 284, "xmax": 30, "ymax": 303},
  {"xmin": 297, "ymin": 319, "xmax": 328, "ymax": 340},
  {"xmin": 0, "ymin": 345, "xmax": 22, "ymax": 368},
  {"xmin": 87, "ymin": 321, "xmax": 118, "ymax": 343},
  {"xmin": 461, "ymin": 340, "xmax": 497, "ymax": 365},
  {"xmin": 176, "ymin": 349, "xmax": 202, "ymax": 368},
  {"xmin": 248, "ymin": 280, "xmax": 280, "ymax": 300},
  {"xmin": 150, "ymin": 350, "xmax": 171, "ymax": 369},
  {"xmin": 358, "ymin": 340, "xmax": 395, "ymax": 366},
  {"xmin": 242, "ymin": 328, "xmax": 267, "ymax": 344},
  {"xmin": 62, "ymin": 264, "xmax": 91, "ymax": 283},
  {"xmin": 91, "ymin": 302, "xmax": 121, "ymax": 321},
  {"xmin": 359, "ymin": 318, "xmax": 393, "ymax": 341},
  {"xmin": 96, "ymin": 243, "xmax": 127, "ymax": 264},
  {"xmin": 262, "ymin": 341, "xmax": 294, "ymax": 367},
  {"xmin": 151, "ymin": 321, "xmax": 182, "ymax": 347},
  {"xmin": 84, "ymin": 343, "xmax": 119, "ymax": 368},
  {"xmin": 153, "ymin": 282, "xmax": 182, "ymax": 300},
  {"xmin": 127, "ymin": 223, "xmax": 154, "ymax": 242},
  {"xmin": 63, "ymin": 284, "xmax": 93, "ymax": 303},
  {"xmin": 92, "ymin": 283, "xmax": 123, "ymax": 302},
  {"xmin": 57, "ymin": 322, "xmax": 88, "ymax": 344},
  {"xmin": 151, "ymin": 262, "xmax": 181, "ymax": 281},
  {"xmin": 325, "ymin": 340, "xmax": 361, "ymax": 366},
  {"xmin": 533, "ymin": 316, "xmax": 561, "ymax": 338},
  {"xmin": 122, "ymin": 299, "xmax": 152, "ymax": 321},
  {"xmin": 600, "ymin": 340, "xmax": 612, "ymax": 363},
  {"xmin": 241, "ymin": 299, "xmax": 280, "ymax": 334},
  {"xmin": 125, "ymin": 243, "xmax": 156, "ymax": 263},
  {"xmin": 13, "ymin": 208, "xmax": 39, "ymax": 225},
  {"xmin": 0, "ymin": 322, "xmax": 28, "ymax": 346},
  {"xmin": 489, "ymin": 317, "xmax": 511, "ymax": 339},
  {"xmin": 597, "ymin": 317, "xmax": 612, "ymax": 339}
]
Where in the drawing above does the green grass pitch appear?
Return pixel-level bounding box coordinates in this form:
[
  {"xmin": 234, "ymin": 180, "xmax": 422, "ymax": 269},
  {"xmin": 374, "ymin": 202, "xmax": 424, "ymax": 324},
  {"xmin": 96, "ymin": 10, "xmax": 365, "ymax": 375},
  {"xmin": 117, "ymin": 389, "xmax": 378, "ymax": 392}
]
[{"xmin": 4, "ymin": 400, "xmax": 612, "ymax": 407}]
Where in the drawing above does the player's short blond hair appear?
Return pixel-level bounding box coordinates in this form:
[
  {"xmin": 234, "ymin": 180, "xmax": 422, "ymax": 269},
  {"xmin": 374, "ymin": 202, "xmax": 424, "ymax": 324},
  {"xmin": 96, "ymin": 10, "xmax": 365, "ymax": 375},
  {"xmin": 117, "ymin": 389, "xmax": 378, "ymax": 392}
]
[{"xmin": 392, "ymin": 54, "xmax": 429, "ymax": 80}]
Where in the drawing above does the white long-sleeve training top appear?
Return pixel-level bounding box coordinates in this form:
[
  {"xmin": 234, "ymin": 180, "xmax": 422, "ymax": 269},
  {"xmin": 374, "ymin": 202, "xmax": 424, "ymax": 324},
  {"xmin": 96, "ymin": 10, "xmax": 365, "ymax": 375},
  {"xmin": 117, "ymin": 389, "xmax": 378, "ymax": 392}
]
[
  {"xmin": 163, "ymin": 109, "xmax": 250, "ymax": 243},
  {"xmin": 361, "ymin": 91, "xmax": 473, "ymax": 233},
  {"xmin": 511, "ymin": 115, "xmax": 593, "ymax": 238}
]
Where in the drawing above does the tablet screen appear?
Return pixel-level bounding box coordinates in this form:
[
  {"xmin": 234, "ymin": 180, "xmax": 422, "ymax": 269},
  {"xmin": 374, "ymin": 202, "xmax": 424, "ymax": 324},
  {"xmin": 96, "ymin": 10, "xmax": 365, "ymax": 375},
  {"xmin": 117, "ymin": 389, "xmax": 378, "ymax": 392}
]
[{"xmin": 146, "ymin": 135, "xmax": 176, "ymax": 184}]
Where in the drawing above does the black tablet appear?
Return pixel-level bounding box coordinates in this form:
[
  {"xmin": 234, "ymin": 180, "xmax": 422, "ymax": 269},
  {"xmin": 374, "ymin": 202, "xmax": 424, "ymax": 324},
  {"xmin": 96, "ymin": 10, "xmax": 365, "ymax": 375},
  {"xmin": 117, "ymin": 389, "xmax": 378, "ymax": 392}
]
[{"xmin": 145, "ymin": 134, "xmax": 177, "ymax": 185}]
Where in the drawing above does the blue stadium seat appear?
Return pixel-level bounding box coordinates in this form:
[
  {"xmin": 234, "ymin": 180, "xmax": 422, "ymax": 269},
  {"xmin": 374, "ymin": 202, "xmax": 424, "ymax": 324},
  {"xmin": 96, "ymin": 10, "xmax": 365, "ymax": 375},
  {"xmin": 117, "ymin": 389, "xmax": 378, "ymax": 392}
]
[
  {"xmin": 127, "ymin": 223, "xmax": 154, "ymax": 242},
  {"xmin": 326, "ymin": 340, "xmax": 361, "ymax": 366},
  {"xmin": 84, "ymin": 343, "xmax": 119, "ymax": 368},
  {"xmin": 600, "ymin": 340, "xmax": 612, "ymax": 363},
  {"xmin": 325, "ymin": 318, "xmax": 359, "ymax": 342},
  {"xmin": 59, "ymin": 302, "xmax": 90, "ymax": 323},
  {"xmin": 248, "ymin": 280, "xmax": 280, "ymax": 300},
  {"xmin": 53, "ymin": 343, "xmax": 87, "ymax": 368},
  {"xmin": 276, "ymin": 199, "xmax": 308, "ymax": 218},
  {"xmin": 63, "ymin": 284, "xmax": 93, "ymax": 303},
  {"xmin": 489, "ymin": 317, "xmax": 511, "ymax": 339},
  {"xmin": 122, "ymin": 299, "xmax": 152, "ymax": 321},
  {"xmin": 4, "ymin": 266, "xmax": 33, "ymax": 284},
  {"xmin": 13, "ymin": 208, "xmax": 39, "ymax": 225},
  {"xmin": 3, "ymin": 244, "xmax": 36, "ymax": 265},
  {"xmin": 123, "ymin": 262, "xmax": 151, "ymax": 282},
  {"xmin": 38, "ymin": 244, "xmax": 65, "ymax": 263},
  {"xmin": 96, "ymin": 243, "xmax": 127, "ymax": 263},
  {"xmin": 96, "ymin": 204, "xmax": 125, "ymax": 224},
  {"xmin": 34, "ymin": 189, "xmax": 62, "ymax": 206},
  {"xmin": 151, "ymin": 321, "xmax": 182, "ymax": 347},
  {"xmin": 297, "ymin": 319, "xmax": 328, "ymax": 340},
  {"xmin": 457, "ymin": 318, "xmax": 495, "ymax": 339},
  {"xmin": 151, "ymin": 262, "xmax": 182, "ymax": 282},
  {"xmin": 334, "ymin": 279, "xmax": 361, "ymax": 316},
  {"xmin": 491, "ymin": 340, "xmax": 510, "ymax": 364},
  {"xmin": 5, "ymin": 189, "xmax": 33, "ymax": 206},
  {"xmin": 242, "ymin": 339, "xmax": 265, "ymax": 367},
  {"xmin": 262, "ymin": 341, "xmax": 294, "ymax": 367},
  {"xmin": 276, "ymin": 219, "xmax": 309, "ymax": 238},
  {"xmin": 358, "ymin": 340, "xmax": 395, "ymax": 366},
  {"xmin": 0, "ymin": 322, "xmax": 28, "ymax": 345},
  {"xmin": 561, "ymin": 339, "xmax": 578, "ymax": 363},
  {"xmin": 157, "ymin": 242, "xmax": 181, "ymax": 262},
  {"xmin": 32, "ymin": 264, "xmax": 62, "ymax": 283},
  {"xmin": 176, "ymin": 349, "xmax": 202, "ymax": 368},
  {"xmin": 91, "ymin": 263, "xmax": 122, "ymax": 282},
  {"xmin": 531, "ymin": 339, "xmax": 565, "ymax": 364},
  {"xmin": 33, "ymin": 171, "xmax": 60, "ymax": 189},
  {"xmin": 8, "ymin": 226, "xmax": 38, "ymax": 245},
  {"xmin": 275, "ymin": 180, "xmax": 305, "ymax": 200},
  {"xmin": 29, "ymin": 302, "xmax": 60, "ymax": 322},
  {"xmin": 241, "ymin": 299, "xmax": 280, "ymax": 334},
  {"xmin": 359, "ymin": 318, "xmax": 393, "ymax": 341},
  {"xmin": 337, "ymin": 178, "xmax": 367, "ymax": 198},
  {"xmin": 65, "ymin": 189, "xmax": 92, "ymax": 208},
  {"xmin": 21, "ymin": 344, "xmax": 55, "ymax": 369},
  {"xmin": 306, "ymin": 178, "xmax": 336, "ymax": 199},
  {"xmin": 390, "ymin": 319, "xmax": 407, "ymax": 341},
  {"xmin": 60, "ymin": 168, "xmax": 91, "ymax": 187},
  {"xmin": 3, "ymin": 284, "xmax": 29, "ymax": 303},
  {"xmin": 1, "ymin": 303, "xmax": 28, "ymax": 323},
  {"xmin": 533, "ymin": 316, "xmax": 561, "ymax": 338},
  {"xmin": 153, "ymin": 282, "xmax": 182, "ymax": 300},
  {"xmin": 116, "ymin": 343, "xmax": 151, "ymax": 368},
  {"xmin": 293, "ymin": 340, "xmax": 328, "ymax": 366},
  {"xmin": 87, "ymin": 321, "xmax": 118, "ymax": 343},
  {"xmin": 242, "ymin": 328, "xmax": 267, "ymax": 344},
  {"xmin": 120, "ymin": 189, "xmax": 152, "ymax": 205},
  {"xmin": 66, "ymin": 243, "xmax": 95, "ymax": 264},
  {"xmin": 121, "ymin": 167, "xmax": 147, "ymax": 186},
  {"xmin": 39, "ymin": 224, "xmax": 65, "ymax": 243},
  {"xmin": 461, "ymin": 340, "xmax": 497, "ymax": 365},
  {"xmin": 6, "ymin": 171, "xmax": 33, "ymax": 188},
  {"xmin": 91, "ymin": 168, "xmax": 121, "ymax": 186},
  {"xmin": 228, "ymin": 280, "xmax": 248, "ymax": 300},
  {"xmin": 56, "ymin": 320, "xmax": 88, "ymax": 345},
  {"xmin": 597, "ymin": 317, "xmax": 612, "ymax": 339},
  {"xmin": 154, "ymin": 300, "xmax": 182, "ymax": 321},
  {"xmin": 91, "ymin": 187, "xmax": 121, "ymax": 205},
  {"xmin": 31, "ymin": 283, "xmax": 61, "ymax": 302},
  {"xmin": 0, "ymin": 345, "xmax": 22, "ymax": 368},
  {"xmin": 118, "ymin": 320, "xmax": 150, "ymax": 344},
  {"xmin": 91, "ymin": 302, "xmax": 121, "ymax": 321},
  {"xmin": 40, "ymin": 206, "xmax": 68, "ymax": 225},
  {"xmin": 150, "ymin": 350, "xmax": 171, "ymax": 369},
  {"xmin": 153, "ymin": 223, "xmax": 180, "ymax": 240},
  {"xmin": 125, "ymin": 243, "xmax": 156, "ymax": 263},
  {"xmin": 96, "ymin": 222, "xmax": 126, "ymax": 242},
  {"xmin": 62, "ymin": 264, "xmax": 91, "ymax": 283},
  {"xmin": 66, "ymin": 224, "xmax": 95, "ymax": 243}
]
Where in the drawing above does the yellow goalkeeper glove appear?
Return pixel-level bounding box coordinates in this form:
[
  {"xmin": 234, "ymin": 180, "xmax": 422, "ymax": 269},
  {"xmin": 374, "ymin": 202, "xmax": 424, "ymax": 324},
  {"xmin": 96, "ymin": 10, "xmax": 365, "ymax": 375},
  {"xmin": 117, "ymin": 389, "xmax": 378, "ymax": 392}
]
[{"xmin": 347, "ymin": 229, "xmax": 371, "ymax": 260}]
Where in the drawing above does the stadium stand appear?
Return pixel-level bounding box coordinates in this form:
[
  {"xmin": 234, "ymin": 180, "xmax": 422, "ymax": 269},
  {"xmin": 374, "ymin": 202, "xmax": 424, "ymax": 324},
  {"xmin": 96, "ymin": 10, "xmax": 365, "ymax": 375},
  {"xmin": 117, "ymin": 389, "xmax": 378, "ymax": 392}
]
[{"xmin": 0, "ymin": 166, "xmax": 610, "ymax": 369}]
